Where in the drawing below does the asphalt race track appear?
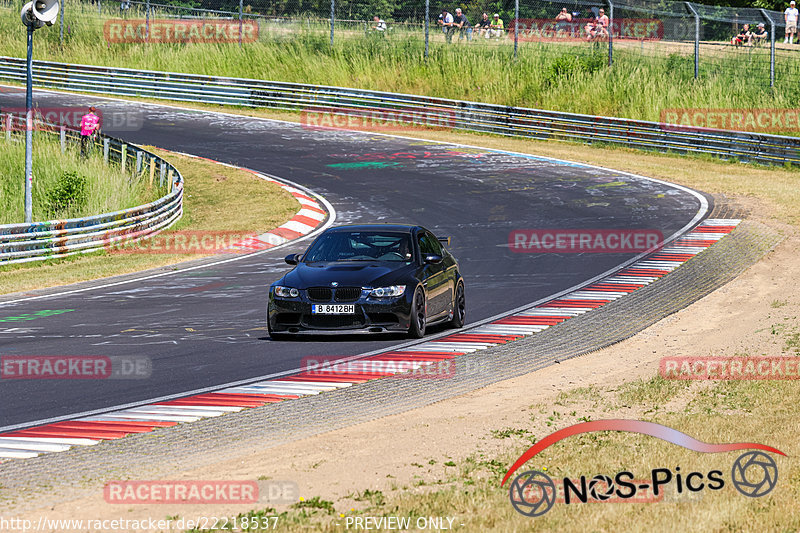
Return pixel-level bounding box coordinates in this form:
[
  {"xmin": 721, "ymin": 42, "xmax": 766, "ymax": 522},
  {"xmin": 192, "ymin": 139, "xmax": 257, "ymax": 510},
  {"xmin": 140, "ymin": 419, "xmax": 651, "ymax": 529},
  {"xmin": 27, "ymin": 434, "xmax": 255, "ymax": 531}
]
[{"xmin": 0, "ymin": 89, "xmax": 709, "ymax": 429}]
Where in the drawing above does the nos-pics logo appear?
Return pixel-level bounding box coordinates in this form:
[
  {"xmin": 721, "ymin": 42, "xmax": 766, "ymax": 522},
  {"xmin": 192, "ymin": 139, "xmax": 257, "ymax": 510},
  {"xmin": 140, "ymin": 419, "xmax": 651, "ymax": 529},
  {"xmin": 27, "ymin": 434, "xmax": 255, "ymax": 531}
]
[{"xmin": 501, "ymin": 420, "xmax": 783, "ymax": 517}]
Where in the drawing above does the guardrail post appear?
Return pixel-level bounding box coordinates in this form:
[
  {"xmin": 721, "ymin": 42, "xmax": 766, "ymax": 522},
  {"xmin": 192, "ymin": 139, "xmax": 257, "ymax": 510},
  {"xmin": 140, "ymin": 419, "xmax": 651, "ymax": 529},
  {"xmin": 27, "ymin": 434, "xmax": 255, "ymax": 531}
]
[
  {"xmin": 6, "ymin": 113, "xmax": 12, "ymax": 140},
  {"xmin": 103, "ymin": 138, "xmax": 109, "ymax": 163},
  {"xmin": 238, "ymin": 0, "xmax": 243, "ymax": 48},
  {"xmin": 149, "ymin": 157, "xmax": 155, "ymax": 187},
  {"xmin": 686, "ymin": 3, "xmax": 699, "ymax": 79},
  {"xmin": 60, "ymin": 124, "xmax": 65, "ymax": 153},
  {"xmin": 424, "ymin": 0, "xmax": 429, "ymax": 59},
  {"xmin": 121, "ymin": 144, "xmax": 127, "ymax": 172},
  {"xmin": 759, "ymin": 8, "xmax": 775, "ymax": 87},
  {"xmin": 136, "ymin": 150, "xmax": 143, "ymax": 173},
  {"xmin": 168, "ymin": 169, "xmax": 174, "ymax": 190},
  {"xmin": 159, "ymin": 161, "xmax": 166, "ymax": 187}
]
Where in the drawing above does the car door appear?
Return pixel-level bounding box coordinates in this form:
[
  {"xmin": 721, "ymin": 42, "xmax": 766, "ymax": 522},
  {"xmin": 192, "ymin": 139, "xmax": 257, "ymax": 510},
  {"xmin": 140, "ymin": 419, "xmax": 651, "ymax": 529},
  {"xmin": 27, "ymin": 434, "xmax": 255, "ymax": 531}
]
[
  {"xmin": 417, "ymin": 231, "xmax": 448, "ymax": 318},
  {"xmin": 428, "ymin": 232, "xmax": 457, "ymax": 314}
]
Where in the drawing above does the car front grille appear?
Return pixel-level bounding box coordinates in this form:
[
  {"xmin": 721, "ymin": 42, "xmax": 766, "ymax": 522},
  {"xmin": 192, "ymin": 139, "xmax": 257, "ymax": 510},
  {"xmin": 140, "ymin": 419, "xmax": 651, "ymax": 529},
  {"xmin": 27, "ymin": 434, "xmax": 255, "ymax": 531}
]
[
  {"xmin": 334, "ymin": 287, "xmax": 362, "ymax": 302},
  {"xmin": 307, "ymin": 287, "xmax": 333, "ymax": 302},
  {"xmin": 367, "ymin": 312, "xmax": 399, "ymax": 325},
  {"xmin": 303, "ymin": 315, "xmax": 365, "ymax": 329}
]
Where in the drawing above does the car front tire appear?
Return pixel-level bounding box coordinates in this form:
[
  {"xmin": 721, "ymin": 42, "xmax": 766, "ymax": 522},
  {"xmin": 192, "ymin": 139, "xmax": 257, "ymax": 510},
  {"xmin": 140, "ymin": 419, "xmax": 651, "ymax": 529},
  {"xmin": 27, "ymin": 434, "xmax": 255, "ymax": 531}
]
[{"xmin": 408, "ymin": 287, "xmax": 426, "ymax": 338}]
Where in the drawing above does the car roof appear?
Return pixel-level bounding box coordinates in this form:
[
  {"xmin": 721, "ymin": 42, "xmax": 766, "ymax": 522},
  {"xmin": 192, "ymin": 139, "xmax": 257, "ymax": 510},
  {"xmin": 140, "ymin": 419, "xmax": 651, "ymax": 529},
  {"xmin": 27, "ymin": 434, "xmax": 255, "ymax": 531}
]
[{"xmin": 325, "ymin": 224, "xmax": 421, "ymax": 234}]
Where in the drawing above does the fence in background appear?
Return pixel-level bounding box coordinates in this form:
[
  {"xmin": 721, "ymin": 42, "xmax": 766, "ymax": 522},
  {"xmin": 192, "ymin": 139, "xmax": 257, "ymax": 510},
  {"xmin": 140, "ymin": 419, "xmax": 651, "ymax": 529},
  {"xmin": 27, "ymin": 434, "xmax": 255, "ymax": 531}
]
[
  {"xmin": 0, "ymin": 56, "xmax": 798, "ymax": 169},
  {"xmin": 16, "ymin": 0, "xmax": 796, "ymax": 87},
  {"xmin": 0, "ymin": 112, "xmax": 183, "ymax": 265}
]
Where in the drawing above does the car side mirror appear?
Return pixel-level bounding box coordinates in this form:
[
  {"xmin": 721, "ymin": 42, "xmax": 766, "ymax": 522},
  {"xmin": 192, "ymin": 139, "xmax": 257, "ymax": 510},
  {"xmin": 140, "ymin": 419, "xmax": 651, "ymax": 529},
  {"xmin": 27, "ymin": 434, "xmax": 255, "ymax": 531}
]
[
  {"xmin": 285, "ymin": 254, "xmax": 301, "ymax": 265},
  {"xmin": 424, "ymin": 254, "xmax": 443, "ymax": 265}
]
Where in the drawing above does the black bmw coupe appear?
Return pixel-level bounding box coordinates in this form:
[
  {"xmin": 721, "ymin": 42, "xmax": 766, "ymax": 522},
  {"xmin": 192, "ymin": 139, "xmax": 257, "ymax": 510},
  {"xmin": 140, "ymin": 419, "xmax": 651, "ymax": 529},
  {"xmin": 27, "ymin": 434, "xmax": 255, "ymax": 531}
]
[{"xmin": 267, "ymin": 224, "xmax": 465, "ymax": 339}]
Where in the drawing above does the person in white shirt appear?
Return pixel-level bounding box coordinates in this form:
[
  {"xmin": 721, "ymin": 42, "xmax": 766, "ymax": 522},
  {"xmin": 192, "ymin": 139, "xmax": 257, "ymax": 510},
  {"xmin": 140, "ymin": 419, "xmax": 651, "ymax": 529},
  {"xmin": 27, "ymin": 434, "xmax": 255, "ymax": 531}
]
[
  {"xmin": 372, "ymin": 16, "xmax": 387, "ymax": 32},
  {"xmin": 438, "ymin": 9, "xmax": 455, "ymax": 42},
  {"xmin": 785, "ymin": 0, "xmax": 798, "ymax": 43}
]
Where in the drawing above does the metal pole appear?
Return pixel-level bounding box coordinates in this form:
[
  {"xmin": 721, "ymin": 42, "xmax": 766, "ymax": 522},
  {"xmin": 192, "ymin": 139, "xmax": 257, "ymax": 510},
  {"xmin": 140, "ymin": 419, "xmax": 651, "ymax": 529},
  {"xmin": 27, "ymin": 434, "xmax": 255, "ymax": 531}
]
[
  {"xmin": 238, "ymin": 0, "xmax": 243, "ymax": 47},
  {"xmin": 607, "ymin": 0, "xmax": 613, "ymax": 66},
  {"xmin": 24, "ymin": 26, "xmax": 34, "ymax": 224},
  {"xmin": 686, "ymin": 3, "xmax": 699, "ymax": 79},
  {"xmin": 59, "ymin": 0, "xmax": 63, "ymax": 45},
  {"xmin": 760, "ymin": 9, "xmax": 775, "ymax": 87},
  {"xmin": 424, "ymin": 0, "xmax": 429, "ymax": 58},
  {"xmin": 98, "ymin": 0, "xmax": 101, "ymax": 15},
  {"xmin": 770, "ymin": 19, "xmax": 775, "ymax": 86},
  {"xmin": 330, "ymin": 0, "xmax": 334, "ymax": 47},
  {"xmin": 146, "ymin": 0, "xmax": 150, "ymax": 42},
  {"xmin": 514, "ymin": 0, "xmax": 519, "ymax": 58}
]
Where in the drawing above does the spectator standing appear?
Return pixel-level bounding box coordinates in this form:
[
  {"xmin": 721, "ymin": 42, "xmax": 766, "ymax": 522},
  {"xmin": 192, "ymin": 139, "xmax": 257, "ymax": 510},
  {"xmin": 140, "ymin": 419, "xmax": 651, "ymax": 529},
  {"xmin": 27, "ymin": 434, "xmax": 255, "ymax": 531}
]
[
  {"xmin": 476, "ymin": 13, "xmax": 491, "ymax": 38},
  {"xmin": 438, "ymin": 9, "xmax": 455, "ymax": 42},
  {"xmin": 453, "ymin": 8, "xmax": 472, "ymax": 41},
  {"xmin": 489, "ymin": 13, "xmax": 504, "ymax": 39},
  {"xmin": 80, "ymin": 107, "xmax": 100, "ymax": 157},
  {"xmin": 786, "ymin": 1, "xmax": 798, "ymax": 44}
]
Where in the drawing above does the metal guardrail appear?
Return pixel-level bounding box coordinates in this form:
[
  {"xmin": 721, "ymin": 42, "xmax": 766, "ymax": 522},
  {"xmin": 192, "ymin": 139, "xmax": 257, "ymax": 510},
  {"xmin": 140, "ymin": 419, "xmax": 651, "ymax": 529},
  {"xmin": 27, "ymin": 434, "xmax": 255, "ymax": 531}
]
[
  {"xmin": 0, "ymin": 56, "xmax": 798, "ymax": 167},
  {"xmin": 0, "ymin": 113, "xmax": 183, "ymax": 266}
]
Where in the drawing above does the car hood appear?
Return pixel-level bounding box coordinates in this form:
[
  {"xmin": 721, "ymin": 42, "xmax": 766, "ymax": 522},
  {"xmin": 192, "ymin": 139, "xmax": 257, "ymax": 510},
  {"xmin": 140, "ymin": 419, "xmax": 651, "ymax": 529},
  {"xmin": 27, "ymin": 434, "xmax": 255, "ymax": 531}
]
[{"xmin": 277, "ymin": 261, "xmax": 415, "ymax": 289}]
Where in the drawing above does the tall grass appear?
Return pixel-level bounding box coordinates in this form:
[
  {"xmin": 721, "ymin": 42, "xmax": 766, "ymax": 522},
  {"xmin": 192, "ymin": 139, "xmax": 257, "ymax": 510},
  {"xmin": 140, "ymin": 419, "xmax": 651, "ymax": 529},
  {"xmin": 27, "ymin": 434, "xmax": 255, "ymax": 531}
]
[
  {"xmin": 0, "ymin": 4, "xmax": 795, "ymax": 130},
  {"xmin": 0, "ymin": 133, "xmax": 157, "ymax": 224}
]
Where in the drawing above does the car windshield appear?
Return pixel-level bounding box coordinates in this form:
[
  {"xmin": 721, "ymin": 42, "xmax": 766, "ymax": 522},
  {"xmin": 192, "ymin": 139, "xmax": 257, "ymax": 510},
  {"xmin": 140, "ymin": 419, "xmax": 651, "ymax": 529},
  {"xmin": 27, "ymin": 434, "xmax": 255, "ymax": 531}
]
[{"xmin": 303, "ymin": 231, "xmax": 413, "ymax": 262}]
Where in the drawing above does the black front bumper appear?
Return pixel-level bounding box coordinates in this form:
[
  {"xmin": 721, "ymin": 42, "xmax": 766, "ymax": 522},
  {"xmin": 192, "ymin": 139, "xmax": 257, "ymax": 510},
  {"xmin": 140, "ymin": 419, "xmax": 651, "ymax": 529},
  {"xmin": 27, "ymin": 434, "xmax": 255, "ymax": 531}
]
[{"xmin": 268, "ymin": 292, "xmax": 413, "ymax": 334}]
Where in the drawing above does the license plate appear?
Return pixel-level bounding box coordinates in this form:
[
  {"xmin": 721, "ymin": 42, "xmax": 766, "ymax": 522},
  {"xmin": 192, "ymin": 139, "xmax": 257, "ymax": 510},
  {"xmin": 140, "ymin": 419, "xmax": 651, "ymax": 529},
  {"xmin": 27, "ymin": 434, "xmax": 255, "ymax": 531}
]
[{"xmin": 312, "ymin": 304, "xmax": 355, "ymax": 315}]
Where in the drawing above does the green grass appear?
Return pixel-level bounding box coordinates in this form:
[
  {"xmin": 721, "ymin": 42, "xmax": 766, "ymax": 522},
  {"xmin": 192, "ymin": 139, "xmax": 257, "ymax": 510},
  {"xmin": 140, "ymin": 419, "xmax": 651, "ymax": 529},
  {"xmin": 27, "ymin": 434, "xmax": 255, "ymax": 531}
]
[
  {"xmin": 0, "ymin": 149, "xmax": 299, "ymax": 294},
  {"xmin": 1, "ymin": 4, "xmax": 798, "ymax": 133},
  {"xmin": 0, "ymin": 132, "xmax": 159, "ymax": 224}
]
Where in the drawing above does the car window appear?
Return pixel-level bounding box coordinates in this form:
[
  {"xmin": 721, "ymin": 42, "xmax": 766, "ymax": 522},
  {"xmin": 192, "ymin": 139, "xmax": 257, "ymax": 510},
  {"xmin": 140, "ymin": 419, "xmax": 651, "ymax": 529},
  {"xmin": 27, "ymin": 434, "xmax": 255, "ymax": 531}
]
[
  {"xmin": 303, "ymin": 232, "xmax": 412, "ymax": 262},
  {"xmin": 418, "ymin": 233, "xmax": 439, "ymax": 257},
  {"xmin": 426, "ymin": 232, "xmax": 444, "ymax": 255}
]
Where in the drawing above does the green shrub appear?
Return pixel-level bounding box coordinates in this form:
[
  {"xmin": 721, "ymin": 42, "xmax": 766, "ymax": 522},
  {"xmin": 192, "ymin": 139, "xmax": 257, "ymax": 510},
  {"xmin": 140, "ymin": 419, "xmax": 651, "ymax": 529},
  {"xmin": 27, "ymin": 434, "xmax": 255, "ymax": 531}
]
[{"xmin": 44, "ymin": 170, "xmax": 89, "ymax": 218}]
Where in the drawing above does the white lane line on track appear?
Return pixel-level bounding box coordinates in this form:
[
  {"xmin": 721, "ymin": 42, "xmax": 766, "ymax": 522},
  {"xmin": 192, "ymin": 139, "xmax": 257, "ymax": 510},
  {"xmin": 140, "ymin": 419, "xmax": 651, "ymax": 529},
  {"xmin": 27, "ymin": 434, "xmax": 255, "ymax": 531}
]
[{"xmin": 0, "ymin": 83, "xmax": 712, "ymax": 434}]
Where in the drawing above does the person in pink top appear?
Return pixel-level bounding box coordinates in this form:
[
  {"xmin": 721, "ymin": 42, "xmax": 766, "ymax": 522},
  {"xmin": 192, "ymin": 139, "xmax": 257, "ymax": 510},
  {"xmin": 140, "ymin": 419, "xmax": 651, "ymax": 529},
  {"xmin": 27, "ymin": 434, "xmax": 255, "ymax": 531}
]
[
  {"xmin": 80, "ymin": 106, "xmax": 100, "ymax": 157},
  {"xmin": 585, "ymin": 8, "xmax": 609, "ymax": 41}
]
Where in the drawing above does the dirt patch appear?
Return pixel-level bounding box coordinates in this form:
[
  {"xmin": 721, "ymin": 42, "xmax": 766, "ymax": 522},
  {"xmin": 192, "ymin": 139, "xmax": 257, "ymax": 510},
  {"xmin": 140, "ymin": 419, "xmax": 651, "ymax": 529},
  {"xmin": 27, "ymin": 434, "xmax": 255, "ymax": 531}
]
[{"xmin": 5, "ymin": 212, "xmax": 797, "ymax": 531}]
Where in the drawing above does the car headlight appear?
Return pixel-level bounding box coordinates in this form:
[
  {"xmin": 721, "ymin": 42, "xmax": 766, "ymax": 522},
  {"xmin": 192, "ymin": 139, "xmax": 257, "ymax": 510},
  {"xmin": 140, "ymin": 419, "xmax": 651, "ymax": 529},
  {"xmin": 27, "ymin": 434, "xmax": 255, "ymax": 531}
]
[
  {"xmin": 274, "ymin": 286, "xmax": 299, "ymax": 298},
  {"xmin": 369, "ymin": 285, "xmax": 406, "ymax": 298}
]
